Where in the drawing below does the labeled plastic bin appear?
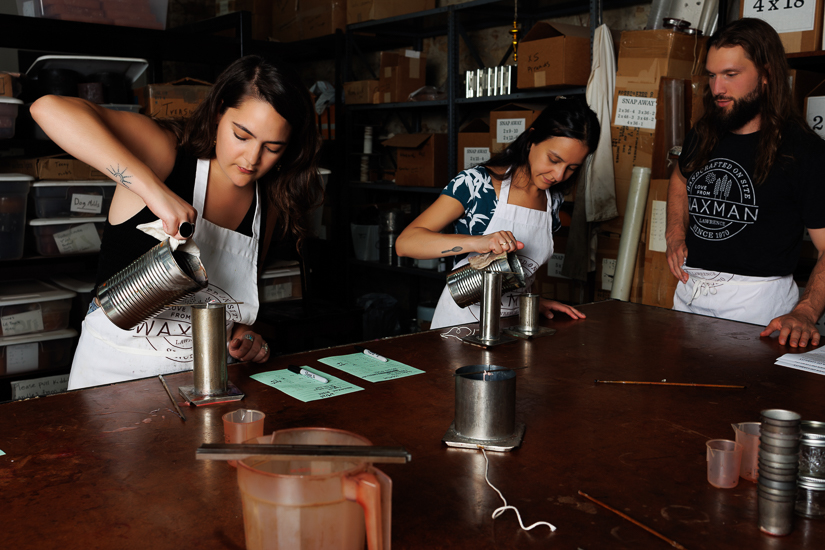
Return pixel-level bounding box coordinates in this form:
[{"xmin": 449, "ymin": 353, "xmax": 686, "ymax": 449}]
[
  {"xmin": 0, "ymin": 174, "xmax": 33, "ymax": 260},
  {"xmin": 51, "ymin": 274, "xmax": 96, "ymax": 331},
  {"xmin": 0, "ymin": 280, "xmax": 75, "ymax": 338},
  {"xmin": 32, "ymin": 181, "xmax": 116, "ymax": 218},
  {"xmin": 0, "ymin": 328, "xmax": 77, "ymax": 375},
  {"xmin": 0, "ymin": 97, "xmax": 23, "ymax": 139},
  {"xmin": 16, "ymin": 1, "xmax": 168, "ymax": 30},
  {"xmin": 260, "ymin": 264, "xmax": 302, "ymax": 303},
  {"xmin": 29, "ymin": 216, "xmax": 105, "ymax": 256}
]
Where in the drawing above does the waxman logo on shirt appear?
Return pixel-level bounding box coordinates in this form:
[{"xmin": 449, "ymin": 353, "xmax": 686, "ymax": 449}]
[{"xmin": 686, "ymin": 159, "xmax": 758, "ymax": 241}]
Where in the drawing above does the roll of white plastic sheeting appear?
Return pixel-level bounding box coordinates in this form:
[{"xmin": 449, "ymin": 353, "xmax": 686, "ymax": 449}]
[{"xmin": 611, "ymin": 166, "xmax": 651, "ymax": 301}]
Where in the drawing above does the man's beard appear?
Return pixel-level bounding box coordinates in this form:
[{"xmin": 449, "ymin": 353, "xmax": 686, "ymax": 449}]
[{"xmin": 713, "ymin": 86, "xmax": 762, "ymax": 133}]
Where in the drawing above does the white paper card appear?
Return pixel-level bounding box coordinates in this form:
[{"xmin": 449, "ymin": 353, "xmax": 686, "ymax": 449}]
[
  {"xmin": 649, "ymin": 200, "xmax": 668, "ymax": 253},
  {"xmin": 497, "ymin": 118, "xmax": 526, "ymax": 143},
  {"xmin": 806, "ymin": 96, "xmax": 825, "ymax": 139},
  {"xmin": 547, "ymin": 253, "xmax": 569, "ymax": 279},
  {"xmin": 6, "ymin": 343, "xmax": 38, "ymax": 374},
  {"xmin": 217, "ymin": 1, "xmax": 229, "ymax": 15},
  {"xmin": 54, "ymin": 223, "xmax": 102, "ymax": 254},
  {"xmin": 264, "ymin": 282, "xmax": 293, "ymax": 302},
  {"xmin": 11, "ymin": 374, "xmax": 70, "ymax": 400},
  {"xmin": 463, "ymin": 147, "xmax": 490, "ymax": 170},
  {"xmin": 614, "ymin": 96, "xmax": 657, "ymax": 129},
  {"xmin": 602, "ymin": 258, "xmax": 617, "ymax": 290},
  {"xmin": 744, "ymin": 0, "xmax": 816, "ymax": 34},
  {"xmin": 1, "ymin": 309, "xmax": 44, "ymax": 336},
  {"xmin": 70, "ymin": 194, "xmax": 104, "ymax": 214}
]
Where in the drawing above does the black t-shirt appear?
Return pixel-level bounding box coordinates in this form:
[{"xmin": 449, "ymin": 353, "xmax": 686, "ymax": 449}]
[
  {"xmin": 678, "ymin": 124, "xmax": 825, "ymax": 277},
  {"xmin": 95, "ymin": 152, "xmax": 264, "ymax": 289}
]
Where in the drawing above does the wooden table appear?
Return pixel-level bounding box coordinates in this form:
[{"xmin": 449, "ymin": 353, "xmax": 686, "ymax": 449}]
[{"xmin": 2, "ymin": 301, "xmax": 824, "ymax": 549}]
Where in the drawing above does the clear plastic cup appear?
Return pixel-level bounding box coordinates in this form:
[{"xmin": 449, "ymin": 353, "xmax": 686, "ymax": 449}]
[
  {"xmin": 707, "ymin": 439, "xmax": 743, "ymax": 488},
  {"xmin": 222, "ymin": 409, "xmax": 265, "ymax": 467},
  {"xmin": 732, "ymin": 422, "xmax": 760, "ymax": 482}
]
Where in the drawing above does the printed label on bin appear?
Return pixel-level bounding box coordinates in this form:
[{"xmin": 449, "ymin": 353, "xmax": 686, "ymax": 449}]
[
  {"xmin": 547, "ymin": 253, "xmax": 568, "ymax": 279},
  {"xmin": 602, "ymin": 258, "xmax": 617, "ymax": 291},
  {"xmin": 264, "ymin": 282, "xmax": 293, "ymax": 302},
  {"xmin": 70, "ymin": 194, "xmax": 104, "ymax": 214},
  {"xmin": 2, "ymin": 309, "xmax": 44, "ymax": 336},
  {"xmin": 7, "ymin": 343, "xmax": 38, "ymax": 374},
  {"xmin": 744, "ymin": 1, "xmax": 815, "ymax": 34},
  {"xmin": 649, "ymin": 201, "xmax": 668, "ymax": 253},
  {"xmin": 496, "ymin": 119, "xmax": 526, "ymax": 143},
  {"xmin": 54, "ymin": 223, "xmax": 102, "ymax": 254},
  {"xmin": 614, "ymin": 96, "xmax": 657, "ymax": 130},
  {"xmin": 11, "ymin": 374, "xmax": 70, "ymax": 400},
  {"xmin": 463, "ymin": 147, "xmax": 490, "ymax": 170}
]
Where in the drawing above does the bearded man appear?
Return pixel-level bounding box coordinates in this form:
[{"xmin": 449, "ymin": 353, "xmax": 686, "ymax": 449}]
[{"xmin": 665, "ymin": 18, "xmax": 825, "ymax": 347}]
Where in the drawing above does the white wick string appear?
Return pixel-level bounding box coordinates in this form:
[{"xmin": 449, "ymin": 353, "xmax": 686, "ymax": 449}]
[{"xmin": 481, "ymin": 448, "xmax": 557, "ymax": 532}]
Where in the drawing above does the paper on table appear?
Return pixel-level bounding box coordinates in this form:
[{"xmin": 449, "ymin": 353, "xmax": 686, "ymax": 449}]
[
  {"xmin": 775, "ymin": 346, "xmax": 825, "ymax": 376},
  {"xmin": 0, "ymin": 450, "xmax": 5, "ymax": 457},
  {"xmin": 318, "ymin": 353, "xmax": 424, "ymax": 382},
  {"xmin": 251, "ymin": 367, "xmax": 363, "ymax": 402}
]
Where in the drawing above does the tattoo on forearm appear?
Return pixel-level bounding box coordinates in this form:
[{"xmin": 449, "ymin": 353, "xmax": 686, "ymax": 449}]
[
  {"xmin": 107, "ymin": 164, "xmax": 133, "ymax": 188},
  {"xmin": 442, "ymin": 246, "xmax": 463, "ymax": 254}
]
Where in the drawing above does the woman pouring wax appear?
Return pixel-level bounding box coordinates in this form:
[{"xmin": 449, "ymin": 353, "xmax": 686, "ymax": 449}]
[
  {"xmin": 395, "ymin": 97, "xmax": 599, "ymax": 329},
  {"xmin": 31, "ymin": 56, "xmax": 322, "ymax": 389}
]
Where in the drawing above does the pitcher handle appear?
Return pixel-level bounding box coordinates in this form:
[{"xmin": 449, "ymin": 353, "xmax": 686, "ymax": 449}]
[{"xmin": 342, "ymin": 466, "xmax": 392, "ymax": 550}]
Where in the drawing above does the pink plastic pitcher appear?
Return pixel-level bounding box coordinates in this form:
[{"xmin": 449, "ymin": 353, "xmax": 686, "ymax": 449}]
[{"xmin": 237, "ymin": 428, "xmax": 392, "ymax": 550}]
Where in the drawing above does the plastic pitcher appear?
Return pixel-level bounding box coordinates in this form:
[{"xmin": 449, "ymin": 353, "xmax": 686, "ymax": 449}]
[
  {"xmin": 732, "ymin": 422, "xmax": 761, "ymax": 482},
  {"xmin": 237, "ymin": 427, "xmax": 391, "ymax": 550}
]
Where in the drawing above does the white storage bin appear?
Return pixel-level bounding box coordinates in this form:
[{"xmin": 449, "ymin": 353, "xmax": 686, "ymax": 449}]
[
  {"xmin": 0, "ymin": 97, "xmax": 23, "ymax": 139},
  {"xmin": 32, "ymin": 181, "xmax": 116, "ymax": 218},
  {"xmin": 0, "ymin": 328, "xmax": 78, "ymax": 375},
  {"xmin": 259, "ymin": 263, "xmax": 302, "ymax": 303},
  {"xmin": 0, "ymin": 280, "xmax": 76, "ymax": 338},
  {"xmin": 29, "ymin": 216, "xmax": 105, "ymax": 256},
  {"xmin": 0, "ymin": 173, "xmax": 33, "ymax": 261}
]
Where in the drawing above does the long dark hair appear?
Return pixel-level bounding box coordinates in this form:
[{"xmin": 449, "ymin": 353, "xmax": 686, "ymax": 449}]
[
  {"xmin": 483, "ymin": 97, "xmax": 600, "ymax": 195},
  {"xmin": 685, "ymin": 18, "xmax": 811, "ymax": 185},
  {"xmin": 179, "ymin": 55, "xmax": 322, "ymax": 249}
]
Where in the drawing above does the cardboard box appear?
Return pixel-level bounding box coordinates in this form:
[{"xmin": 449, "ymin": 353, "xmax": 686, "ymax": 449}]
[
  {"xmin": 517, "ymin": 22, "xmax": 591, "ymax": 89},
  {"xmin": 742, "ymin": 0, "xmax": 823, "ymax": 54},
  {"xmin": 381, "ymin": 133, "xmax": 447, "ymax": 187},
  {"xmin": 1, "ymin": 73, "xmax": 14, "ymax": 97},
  {"xmin": 344, "ymin": 80, "xmax": 379, "ymax": 104},
  {"xmin": 378, "ymin": 51, "xmax": 426, "ymax": 103},
  {"xmin": 0, "ymin": 156, "xmax": 107, "ymax": 180},
  {"xmin": 489, "ymin": 103, "xmax": 541, "ymax": 154},
  {"xmin": 595, "ymin": 231, "xmax": 644, "ymax": 303},
  {"xmin": 215, "ymin": 0, "xmax": 272, "ymax": 41},
  {"xmin": 347, "ymin": 0, "xmax": 434, "ymax": 25},
  {"xmin": 456, "ymin": 118, "xmax": 490, "ymax": 174},
  {"xmin": 137, "ymin": 78, "xmax": 212, "ymax": 119},
  {"xmin": 272, "ymin": 0, "xmax": 347, "ymax": 42},
  {"xmin": 641, "ymin": 178, "xmax": 678, "ymax": 309}
]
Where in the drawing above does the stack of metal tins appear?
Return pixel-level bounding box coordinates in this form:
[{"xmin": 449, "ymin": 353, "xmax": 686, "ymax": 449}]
[
  {"xmin": 758, "ymin": 409, "xmax": 801, "ymax": 536},
  {"xmin": 796, "ymin": 421, "xmax": 825, "ymax": 519}
]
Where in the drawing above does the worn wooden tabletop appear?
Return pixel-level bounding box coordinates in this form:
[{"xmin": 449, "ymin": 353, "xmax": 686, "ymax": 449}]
[{"xmin": 2, "ymin": 300, "xmax": 823, "ymax": 549}]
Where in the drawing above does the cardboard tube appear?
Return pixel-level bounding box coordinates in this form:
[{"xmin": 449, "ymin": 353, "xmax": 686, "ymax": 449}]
[{"xmin": 611, "ymin": 166, "xmax": 651, "ymax": 301}]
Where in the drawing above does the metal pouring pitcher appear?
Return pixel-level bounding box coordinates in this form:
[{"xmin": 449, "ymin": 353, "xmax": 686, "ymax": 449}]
[
  {"xmin": 446, "ymin": 251, "xmax": 525, "ymax": 308},
  {"xmin": 97, "ymin": 238, "xmax": 208, "ymax": 330}
]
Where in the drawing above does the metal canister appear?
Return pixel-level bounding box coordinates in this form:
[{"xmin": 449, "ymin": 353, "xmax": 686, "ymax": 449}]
[
  {"xmin": 97, "ymin": 239, "xmax": 208, "ymax": 330},
  {"xmin": 191, "ymin": 302, "xmax": 227, "ymax": 396},
  {"xmin": 446, "ymin": 251, "xmax": 525, "ymax": 308},
  {"xmin": 454, "ymin": 365, "xmax": 516, "ymax": 441}
]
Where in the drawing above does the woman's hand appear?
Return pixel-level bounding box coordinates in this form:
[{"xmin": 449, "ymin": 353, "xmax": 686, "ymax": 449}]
[
  {"xmin": 142, "ymin": 184, "xmax": 198, "ymax": 240},
  {"xmin": 474, "ymin": 231, "xmax": 525, "ymax": 255},
  {"xmin": 228, "ymin": 331, "xmax": 271, "ymax": 363},
  {"xmin": 539, "ymin": 298, "xmax": 586, "ymax": 320}
]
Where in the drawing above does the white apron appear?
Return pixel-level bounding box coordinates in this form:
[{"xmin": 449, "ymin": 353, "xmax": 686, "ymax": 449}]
[
  {"xmin": 69, "ymin": 159, "xmax": 261, "ymax": 389},
  {"xmin": 672, "ymin": 267, "xmax": 798, "ymax": 326},
  {"xmin": 431, "ymin": 177, "xmax": 555, "ymax": 329}
]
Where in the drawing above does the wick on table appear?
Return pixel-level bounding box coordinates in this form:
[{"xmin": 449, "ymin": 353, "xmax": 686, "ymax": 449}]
[{"xmin": 594, "ymin": 380, "xmax": 745, "ymax": 389}]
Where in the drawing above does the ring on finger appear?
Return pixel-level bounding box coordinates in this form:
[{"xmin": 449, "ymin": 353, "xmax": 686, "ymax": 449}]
[
  {"xmin": 261, "ymin": 342, "xmax": 269, "ymax": 353},
  {"xmin": 244, "ymin": 334, "xmax": 254, "ymax": 342}
]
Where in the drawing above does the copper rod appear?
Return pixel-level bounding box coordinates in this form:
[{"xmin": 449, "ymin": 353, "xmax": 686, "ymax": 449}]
[
  {"xmin": 594, "ymin": 380, "xmax": 745, "ymax": 389},
  {"xmin": 158, "ymin": 375, "xmax": 186, "ymax": 421},
  {"xmin": 578, "ymin": 491, "xmax": 687, "ymax": 550}
]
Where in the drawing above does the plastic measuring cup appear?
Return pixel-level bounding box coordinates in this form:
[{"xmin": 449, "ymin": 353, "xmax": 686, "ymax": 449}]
[
  {"xmin": 237, "ymin": 427, "xmax": 391, "ymax": 550},
  {"xmin": 223, "ymin": 409, "xmax": 265, "ymax": 467},
  {"xmin": 732, "ymin": 422, "xmax": 761, "ymax": 482},
  {"xmin": 707, "ymin": 439, "xmax": 743, "ymax": 488}
]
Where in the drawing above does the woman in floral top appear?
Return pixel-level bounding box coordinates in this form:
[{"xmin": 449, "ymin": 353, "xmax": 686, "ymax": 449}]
[{"xmin": 396, "ymin": 97, "xmax": 600, "ymax": 329}]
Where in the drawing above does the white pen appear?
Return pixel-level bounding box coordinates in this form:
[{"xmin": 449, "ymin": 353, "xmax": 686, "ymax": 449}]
[
  {"xmin": 288, "ymin": 365, "xmax": 329, "ymax": 384},
  {"xmin": 354, "ymin": 345, "xmax": 389, "ymax": 362}
]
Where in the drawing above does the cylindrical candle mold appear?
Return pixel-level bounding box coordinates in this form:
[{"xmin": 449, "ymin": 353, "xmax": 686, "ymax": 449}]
[
  {"xmin": 192, "ymin": 303, "xmax": 228, "ymax": 396},
  {"xmin": 518, "ymin": 293, "xmax": 540, "ymax": 330},
  {"xmin": 611, "ymin": 166, "xmax": 651, "ymax": 301},
  {"xmin": 454, "ymin": 365, "xmax": 516, "ymax": 441},
  {"xmin": 479, "ymin": 271, "xmax": 502, "ymax": 341}
]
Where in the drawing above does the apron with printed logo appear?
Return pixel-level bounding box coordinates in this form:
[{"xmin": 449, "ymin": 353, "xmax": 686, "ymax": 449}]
[
  {"xmin": 431, "ymin": 177, "xmax": 555, "ymax": 330},
  {"xmin": 69, "ymin": 159, "xmax": 261, "ymax": 389},
  {"xmin": 673, "ymin": 267, "xmax": 798, "ymax": 326}
]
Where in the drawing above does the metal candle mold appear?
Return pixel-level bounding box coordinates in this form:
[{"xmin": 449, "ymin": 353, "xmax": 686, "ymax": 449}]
[
  {"xmin": 503, "ymin": 293, "xmax": 556, "ymax": 340},
  {"xmin": 447, "ymin": 251, "xmax": 525, "ymax": 308},
  {"xmin": 460, "ymin": 271, "xmax": 516, "ymax": 348}
]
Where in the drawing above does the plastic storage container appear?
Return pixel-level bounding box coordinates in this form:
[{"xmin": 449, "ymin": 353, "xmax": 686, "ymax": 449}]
[
  {"xmin": 16, "ymin": 0, "xmax": 168, "ymax": 30},
  {"xmin": 29, "ymin": 216, "xmax": 105, "ymax": 256},
  {"xmin": 51, "ymin": 274, "xmax": 96, "ymax": 330},
  {"xmin": 0, "ymin": 280, "xmax": 75, "ymax": 338},
  {"xmin": 0, "ymin": 174, "xmax": 33, "ymax": 261},
  {"xmin": 0, "ymin": 328, "xmax": 77, "ymax": 376},
  {"xmin": 32, "ymin": 181, "xmax": 116, "ymax": 218},
  {"xmin": 259, "ymin": 264, "xmax": 302, "ymax": 303},
  {"xmin": 0, "ymin": 97, "xmax": 23, "ymax": 139}
]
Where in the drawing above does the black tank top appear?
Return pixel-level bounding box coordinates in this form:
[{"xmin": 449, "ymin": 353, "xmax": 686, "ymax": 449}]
[{"xmin": 95, "ymin": 152, "xmax": 265, "ymax": 289}]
